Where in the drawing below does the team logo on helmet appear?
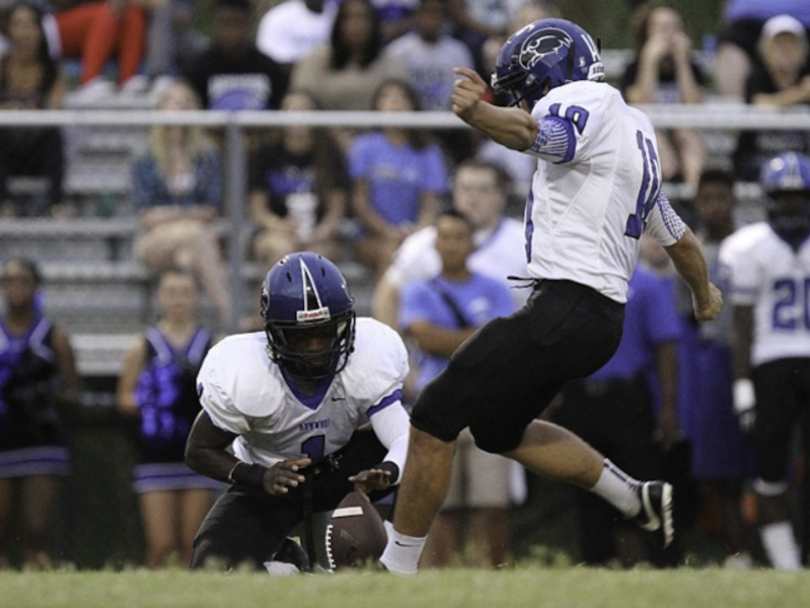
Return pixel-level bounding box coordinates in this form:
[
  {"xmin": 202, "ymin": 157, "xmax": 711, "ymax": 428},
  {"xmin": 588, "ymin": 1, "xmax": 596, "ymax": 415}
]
[{"xmin": 519, "ymin": 28, "xmax": 572, "ymax": 69}]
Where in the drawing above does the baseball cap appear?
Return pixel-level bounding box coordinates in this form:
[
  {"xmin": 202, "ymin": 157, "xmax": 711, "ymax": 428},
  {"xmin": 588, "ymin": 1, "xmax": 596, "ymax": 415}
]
[{"xmin": 760, "ymin": 14, "xmax": 807, "ymax": 42}]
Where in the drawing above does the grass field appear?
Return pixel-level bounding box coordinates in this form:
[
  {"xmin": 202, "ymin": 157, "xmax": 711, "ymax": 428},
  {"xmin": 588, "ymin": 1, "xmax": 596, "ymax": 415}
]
[{"xmin": 1, "ymin": 567, "xmax": 809, "ymax": 608}]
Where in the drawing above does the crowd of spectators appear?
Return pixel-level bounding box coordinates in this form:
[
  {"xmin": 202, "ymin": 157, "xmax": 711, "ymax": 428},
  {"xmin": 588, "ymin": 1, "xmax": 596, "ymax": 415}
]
[{"xmin": 1, "ymin": 0, "xmax": 810, "ymax": 572}]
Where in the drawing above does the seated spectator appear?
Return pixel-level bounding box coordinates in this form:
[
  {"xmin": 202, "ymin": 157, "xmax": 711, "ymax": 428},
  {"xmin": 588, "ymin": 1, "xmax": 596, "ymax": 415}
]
[
  {"xmin": 117, "ymin": 269, "xmax": 220, "ymax": 569},
  {"xmin": 370, "ymin": 0, "xmax": 418, "ymax": 43},
  {"xmin": 143, "ymin": 0, "xmax": 208, "ymax": 86},
  {"xmin": 388, "ymin": 0, "xmax": 474, "ymax": 112},
  {"xmin": 448, "ymin": 0, "xmax": 527, "ymax": 75},
  {"xmin": 248, "ymin": 89, "xmax": 349, "ymax": 269},
  {"xmin": 51, "ymin": 0, "xmax": 148, "ymax": 98},
  {"xmin": 714, "ymin": 0, "xmax": 810, "ymax": 99},
  {"xmin": 732, "ymin": 14, "xmax": 810, "ymax": 181},
  {"xmin": 290, "ymin": 0, "xmax": 408, "ymax": 110},
  {"xmin": 349, "ymin": 79, "xmax": 447, "ymax": 277},
  {"xmin": 131, "ymin": 81, "xmax": 231, "ymax": 328},
  {"xmin": 183, "ymin": 0, "xmax": 288, "ymax": 110},
  {"xmin": 255, "ymin": 0, "xmax": 338, "ymax": 73},
  {"xmin": 621, "ymin": 1, "xmax": 706, "ymax": 187},
  {"xmin": 0, "ymin": 1, "xmax": 65, "ymax": 217}
]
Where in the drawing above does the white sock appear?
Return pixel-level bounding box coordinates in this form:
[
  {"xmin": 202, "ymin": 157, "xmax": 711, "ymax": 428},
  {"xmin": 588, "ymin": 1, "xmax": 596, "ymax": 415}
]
[
  {"xmin": 589, "ymin": 459, "xmax": 641, "ymax": 518},
  {"xmin": 379, "ymin": 528, "xmax": 427, "ymax": 575},
  {"xmin": 760, "ymin": 522, "xmax": 801, "ymax": 570}
]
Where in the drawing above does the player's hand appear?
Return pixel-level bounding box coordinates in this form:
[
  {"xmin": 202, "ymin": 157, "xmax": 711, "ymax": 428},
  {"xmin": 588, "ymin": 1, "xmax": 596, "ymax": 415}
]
[
  {"xmin": 693, "ymin": 282, "xmax": 722, "ymax": 321},
  {"xmin": 452, "ymin": 67, "xmax": 488, "ymax": 121},
  {"xmin": 348, "ymin": 468, "xmax": 392, "ymax": 498},
  {"xmin": 263, "ymin": 458, "xmax": 311, "ymax": 495}
]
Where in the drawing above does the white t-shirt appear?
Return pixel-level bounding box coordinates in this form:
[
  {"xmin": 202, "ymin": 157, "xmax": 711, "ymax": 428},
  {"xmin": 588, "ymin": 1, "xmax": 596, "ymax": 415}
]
[
  {"xmin": 525, "ymin": 81, "xmax": 685, "ymax": 303},
  {"xmin": 256, "ymin": 0, "xmax": 337, "ymax": 65},
  {"xmin": 197, "ymin": 318, "xmax": 410, "ymax": 476},
  {"xmin": 387, "ymin": 33, "xmax": 474, "ymax": 111},
  {"xmin": 384, "ymin": 217, "xmax": 529, "ymax": 307},
  {"xmin": 719, "ymin": 222, "xmax": 810, "ymax": 365}
]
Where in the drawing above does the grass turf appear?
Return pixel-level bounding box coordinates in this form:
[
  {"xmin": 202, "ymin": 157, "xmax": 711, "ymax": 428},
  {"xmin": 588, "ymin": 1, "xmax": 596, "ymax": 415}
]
[{"xmin": 1, "ymin": 567, "xmax": 809, "ymax": 608}]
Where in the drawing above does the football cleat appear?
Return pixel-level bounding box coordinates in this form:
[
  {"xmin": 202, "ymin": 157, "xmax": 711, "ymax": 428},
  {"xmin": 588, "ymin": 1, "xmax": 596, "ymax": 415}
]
[{"xmin": 631, "ymin": 480, "xmax": 674, "ymax": 548}]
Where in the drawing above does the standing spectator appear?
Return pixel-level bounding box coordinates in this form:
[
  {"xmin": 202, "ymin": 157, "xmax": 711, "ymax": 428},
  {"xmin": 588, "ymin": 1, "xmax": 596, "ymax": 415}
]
[
  {"xmin": 256, "ymin": 0, "xmax": 338, "ymax": 73},
  {"xmin": 51, "ymin": 0, "xmax": 148, "ymax": 97},
  {"xmin": 248, "ymin": 89, "xmax": 349, "ymax": 269},
  {"xmin": 349, "ymin": 79, "xmax": 447, "ymax": 277},
  {"xmin": 183, "ymin": 0, "xmax": 288, "ymax": 110},
  {"xmin": 621, "ymin": 1, "xmax": 706, "ymax": 187},
  {"xmin": 714, "ymin": 0, "xmax": 810, "ymax": 100},
  {"xmin": 552, "ymin": 262, "xmax": 681, "ymax": 568},
  {"xmin": 399, "ymin": 209, "xmax": 516, "ymax": 568},
  {"xmin": 719, "ymin": 151, "xmax": 810, "ymax": 570},
  {"xmin": 372, "ymin": 158, "xmax": 526, "ymax": 329},
  {"xmin": 131, "ymin": 80, "xmax": 231, "ymax": 328},
  {"xmin": 678, "ymin": 169, "xmax": 755, "ymax": 568},
  {"xmin": 732, "ymin": 15, "xmax": 810, "ymax": 181},
  {"xmin": 117, "ymin": 269, "xmax": 220, "ymax": 569},
  {"xmin": 0, "ymin": 1, "xmax": 65, "ymax": 217},
  {"xmin": 290, "ymin": 0, "xmax": 408, "ymax": 111},
  {"xmin": 0, "ymin": 258, "xmax": 78, "ymax": 569}
]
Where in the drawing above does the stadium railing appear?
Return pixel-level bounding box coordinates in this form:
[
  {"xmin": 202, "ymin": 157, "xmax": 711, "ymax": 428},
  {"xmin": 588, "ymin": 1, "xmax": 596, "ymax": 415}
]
[{"xmin": 1, "ymin": 105, "xmax": 808, "ymax": 375}]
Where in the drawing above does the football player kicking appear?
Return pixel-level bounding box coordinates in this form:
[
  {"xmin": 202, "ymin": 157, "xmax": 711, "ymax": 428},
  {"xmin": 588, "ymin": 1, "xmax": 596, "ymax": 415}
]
[
  {"xmin": 380, "ymin": 18, "xmax": 723, "ymax": 574},
  {"xmin": 185, "ymin": 252, "xmax": 410, "ymax": 572}
]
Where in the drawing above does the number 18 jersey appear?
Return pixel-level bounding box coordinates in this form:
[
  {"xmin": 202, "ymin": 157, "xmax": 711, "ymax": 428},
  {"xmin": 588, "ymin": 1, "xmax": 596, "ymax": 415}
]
[{"xmin": 525, "ymin": 81, "xmax": 685, "ymax": 303}]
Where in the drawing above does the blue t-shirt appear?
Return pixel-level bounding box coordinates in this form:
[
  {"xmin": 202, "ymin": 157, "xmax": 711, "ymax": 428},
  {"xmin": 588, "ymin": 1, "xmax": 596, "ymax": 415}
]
[
  {"xmin": 348, "ymin": 132, "xmax": 447, "ymax": 227},
  {"xmin": 400, "ymin": 272, "xmax": 514, "ymax": 390},
  {"xmin": 589, "ymin": 265, "xmax": 680, "ymax": 382},
  {"xmin": 724, "ymin": 0, "xmax": 810, "ymax": 26}
]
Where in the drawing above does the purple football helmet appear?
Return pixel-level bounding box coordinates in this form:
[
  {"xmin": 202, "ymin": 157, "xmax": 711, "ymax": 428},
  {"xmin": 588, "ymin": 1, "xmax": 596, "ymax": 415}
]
[
  {"xmin": 491, "ymin": 18, "xmax": 604, "ymax": 108},
  {"xmin": 261, "ymin": 252, "xmax": 356, "ymax": 381},
  {"xmin": 760, "ymin": 152, "xmax": 810, "ymax": 249}
]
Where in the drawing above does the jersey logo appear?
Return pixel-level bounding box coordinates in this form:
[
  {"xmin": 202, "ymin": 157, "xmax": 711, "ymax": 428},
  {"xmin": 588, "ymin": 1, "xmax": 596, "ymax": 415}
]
[{"xmin": 519, "ymin": 28, "xmax": 572, "ymax": 69}]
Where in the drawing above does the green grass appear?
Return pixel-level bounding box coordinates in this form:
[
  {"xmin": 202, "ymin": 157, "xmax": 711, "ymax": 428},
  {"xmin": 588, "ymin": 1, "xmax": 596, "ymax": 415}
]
[{"xmin": 1, "ymin": 567, "xmax": 809, "ymax": 608}]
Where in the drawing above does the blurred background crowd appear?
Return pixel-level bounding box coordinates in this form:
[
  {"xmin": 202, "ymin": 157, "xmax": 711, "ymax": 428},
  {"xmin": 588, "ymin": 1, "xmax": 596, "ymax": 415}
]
[{"xmin": 1, "ymin": 0, "xmax": 810, "ymax": 572}]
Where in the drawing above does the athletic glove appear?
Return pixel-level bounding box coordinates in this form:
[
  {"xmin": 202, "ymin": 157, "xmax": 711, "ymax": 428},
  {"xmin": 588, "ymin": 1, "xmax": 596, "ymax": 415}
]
[{"xmin": 733, "ymin": 378, "xmax": 756, "ymax": 435}]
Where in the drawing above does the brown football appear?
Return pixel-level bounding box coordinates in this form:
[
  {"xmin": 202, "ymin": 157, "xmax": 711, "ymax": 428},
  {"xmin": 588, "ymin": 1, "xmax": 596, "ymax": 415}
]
[{"xmin": 325, "ymin": 491, "xmax": 388, "ymax": 570}]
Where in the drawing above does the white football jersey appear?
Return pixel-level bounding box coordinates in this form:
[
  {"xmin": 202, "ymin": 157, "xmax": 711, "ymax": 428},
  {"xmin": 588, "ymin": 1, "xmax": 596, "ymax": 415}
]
[
  {"xmin": 526, "ymin": 81, "xmax": 685, "ymax": 303},
  {"xmin": 384, "ymin": 217, "xmax": 528, "ymax": 306},
  {"xmin": 197, "ymin": 318, "xmax": 410, "ymax": 468},
  {"xmin": 719, "ymin": 222, "xmax": 810, "ymax": 365}
]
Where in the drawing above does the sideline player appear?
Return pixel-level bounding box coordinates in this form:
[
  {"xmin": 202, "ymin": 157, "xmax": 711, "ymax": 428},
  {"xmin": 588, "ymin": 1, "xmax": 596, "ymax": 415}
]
[
  {"xmin": 185, "ymin": 252, "xmax": 411, "ymax": 571},
  {"xmin": 721, "ymin": 152, "xmax": 810, "ymax": 570},
  {"xmin": 380, "ymin": 18, "xmax": 722, "ymax": 575}
]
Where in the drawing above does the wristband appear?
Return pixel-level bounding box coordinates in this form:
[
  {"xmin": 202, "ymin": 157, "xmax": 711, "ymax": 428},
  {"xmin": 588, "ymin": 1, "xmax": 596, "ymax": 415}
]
[
  {"xmin": 733, "ymin": 378, "xmax": 755, "ymax": 415},
  {"xmin": 375, "ymin": 461, "xmax": 400, "ymax": 485},
  {"xmin": 228, "ymin": 462, "xmax": 267, "ymax": 489}
]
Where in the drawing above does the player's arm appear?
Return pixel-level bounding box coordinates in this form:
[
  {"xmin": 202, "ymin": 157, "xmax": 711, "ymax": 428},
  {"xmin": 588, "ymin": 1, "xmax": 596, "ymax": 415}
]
[
  {"xmin": 351, "ymin": 403, "xmax": 411, "ymax": 494},
  {"xmin": 185, "ymin": 410, "xmax": 310, "ymax": 495},
  {"xmin": 664, "ymin": 227, "xmax": 722, "ymax": 321},
  {"xmin": 452, "ymin": 67, "xmax": 537, "ymax": 151}
]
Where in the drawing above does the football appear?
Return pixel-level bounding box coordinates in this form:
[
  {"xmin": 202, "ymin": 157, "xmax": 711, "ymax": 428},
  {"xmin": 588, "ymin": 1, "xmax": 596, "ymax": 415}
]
[{"xmin": 325, "ymin": 491, "xmax": 388, "ymax": 570}]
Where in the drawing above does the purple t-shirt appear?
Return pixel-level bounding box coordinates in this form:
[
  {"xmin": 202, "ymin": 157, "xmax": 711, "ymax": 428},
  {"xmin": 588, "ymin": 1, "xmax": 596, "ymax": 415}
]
[
  {"xmin": 349, "ymin": 132, "xmax": 447, "ymax": 227},
  {"xmin": 588, "ymin": 265, "xmax": 680, "ymax": 382}
]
